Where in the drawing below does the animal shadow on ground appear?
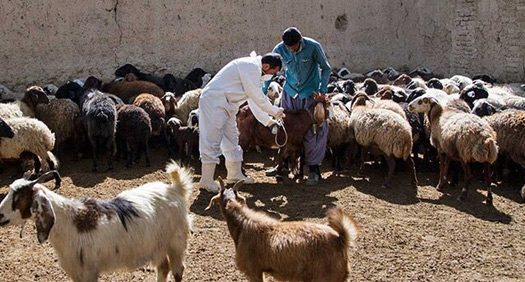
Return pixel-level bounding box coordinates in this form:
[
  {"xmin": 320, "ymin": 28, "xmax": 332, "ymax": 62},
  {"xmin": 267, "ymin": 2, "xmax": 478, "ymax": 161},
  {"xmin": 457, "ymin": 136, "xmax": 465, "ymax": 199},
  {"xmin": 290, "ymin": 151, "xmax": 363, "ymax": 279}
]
[
  {"xmin": 63, "ymin": 147, "xmax": 174, "ymax": 188},
  {"xmin": 417, "ymin": 170, "xmax": 513, "ymax": 224},
  {"xmin": 334, "ymin": 161, "xmax": 420, "ymax": 206}
]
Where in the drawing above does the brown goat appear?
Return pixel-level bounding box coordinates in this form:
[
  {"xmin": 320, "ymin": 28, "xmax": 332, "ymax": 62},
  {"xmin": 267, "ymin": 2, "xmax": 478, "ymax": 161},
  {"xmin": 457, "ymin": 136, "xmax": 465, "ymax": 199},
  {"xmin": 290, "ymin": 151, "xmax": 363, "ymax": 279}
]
[
  {"xmin": 206, "ymin": 178, "xmax": 359, "ymax": 282},
  {"xmin": 237, "ymin": 93, "xmax": 331, "ymax": 182}
]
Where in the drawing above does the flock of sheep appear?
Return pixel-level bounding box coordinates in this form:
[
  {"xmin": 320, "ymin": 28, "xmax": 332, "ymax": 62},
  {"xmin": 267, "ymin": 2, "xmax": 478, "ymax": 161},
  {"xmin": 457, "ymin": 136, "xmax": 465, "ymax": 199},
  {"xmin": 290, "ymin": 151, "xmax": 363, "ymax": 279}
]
[{"xmin": 0, "ymin": 63, "xmax": 524, "ymax": 281}]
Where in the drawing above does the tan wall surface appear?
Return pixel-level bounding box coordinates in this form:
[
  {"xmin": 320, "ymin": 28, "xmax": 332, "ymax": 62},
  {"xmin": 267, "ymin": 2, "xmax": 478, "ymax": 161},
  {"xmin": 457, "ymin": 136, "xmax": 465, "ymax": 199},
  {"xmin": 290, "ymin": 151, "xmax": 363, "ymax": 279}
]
[{"xmin": 1, "ymin": 0, "xmax": 524, "ymax": 93}]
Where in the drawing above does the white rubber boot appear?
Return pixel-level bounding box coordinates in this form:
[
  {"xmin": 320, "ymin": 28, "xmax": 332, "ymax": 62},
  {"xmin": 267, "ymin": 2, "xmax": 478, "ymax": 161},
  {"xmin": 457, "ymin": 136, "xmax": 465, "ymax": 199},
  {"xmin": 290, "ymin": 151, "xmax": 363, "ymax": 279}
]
[
  {"xmin": 198, "ymin": 163, "xmax": 219, "ymax": 193},
  {"xmin": 226, "ymin": 161, "xmax": 254, "ymax": 184}
]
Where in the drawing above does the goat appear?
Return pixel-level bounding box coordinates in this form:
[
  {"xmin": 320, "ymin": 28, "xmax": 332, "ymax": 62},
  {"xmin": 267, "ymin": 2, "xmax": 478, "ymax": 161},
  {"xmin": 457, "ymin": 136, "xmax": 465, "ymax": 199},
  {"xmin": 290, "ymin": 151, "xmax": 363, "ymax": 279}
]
[
  {"xmin": 237, "ymin": 93, "xmax": 331, "ymax": 182},
  {"xmin": 206, "ymin": 178, "xmax": 359, "ymax": 282},
  {"xmin": 0, "ymin": 162, "xmax": 192, "ymax": 282}
]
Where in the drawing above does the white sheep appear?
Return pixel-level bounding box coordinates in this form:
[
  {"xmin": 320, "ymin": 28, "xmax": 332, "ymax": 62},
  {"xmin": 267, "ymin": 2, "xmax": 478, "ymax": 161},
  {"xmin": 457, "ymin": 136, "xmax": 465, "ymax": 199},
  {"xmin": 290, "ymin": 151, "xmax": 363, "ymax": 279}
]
[
  {"xmin": 0, "ymin": 116, "xmax": 58, "ymax": 175},
  {"xmin": 349, "ymin": 92, "xmax": 418, "ymax": 187},
  {"xmin": 0, "ymin": 161, "xmax": 193, "ymax": 282},
  {"xmin": 0, "ymin": 86, "xmax": 49, "ymax": 119},
  {"xmin": 173, "ymin": 88, "xmax": 201, "ymax": 125},
  {"xmin": 408, "ymin": 93, "xmax": 498, "ymax": 205}
]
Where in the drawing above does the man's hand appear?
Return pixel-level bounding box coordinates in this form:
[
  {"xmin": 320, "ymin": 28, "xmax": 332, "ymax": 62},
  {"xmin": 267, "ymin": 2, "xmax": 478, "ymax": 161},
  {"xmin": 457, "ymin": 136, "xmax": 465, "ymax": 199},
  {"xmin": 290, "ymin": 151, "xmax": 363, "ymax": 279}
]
[
  {"xmin": 267, "ymin": 119, "xmax": 278, "ymax": 127},
  {"xmin": 274, "ymin": 108, "xmax": 286, "ymax": 120}
]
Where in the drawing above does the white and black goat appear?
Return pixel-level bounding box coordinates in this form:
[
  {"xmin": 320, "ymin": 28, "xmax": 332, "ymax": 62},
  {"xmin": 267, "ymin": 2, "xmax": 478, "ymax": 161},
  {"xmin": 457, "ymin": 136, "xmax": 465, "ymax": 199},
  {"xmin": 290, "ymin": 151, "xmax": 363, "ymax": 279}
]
[{"xmin": 0, "ymin": 162, "xmax": 192, "ymax": 282}]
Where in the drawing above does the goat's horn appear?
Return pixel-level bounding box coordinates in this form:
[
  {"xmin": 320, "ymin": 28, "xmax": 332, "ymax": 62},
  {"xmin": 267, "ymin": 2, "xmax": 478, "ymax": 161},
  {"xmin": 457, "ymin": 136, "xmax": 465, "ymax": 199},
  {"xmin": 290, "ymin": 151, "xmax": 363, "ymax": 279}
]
[
  {"xmin": 31, "ymin": 170, "xmax": 61, "ymax": 190},
  {"xmin": 205, "ymin": 194, "xmax": 220, "ymax": 210},
  {"xmin": 233, "ymin": 180, "xmax": 245, "ymax": 191},
  {"xmin": 217, "ymin": 176, "xmax": 225, "ymax": 191}
]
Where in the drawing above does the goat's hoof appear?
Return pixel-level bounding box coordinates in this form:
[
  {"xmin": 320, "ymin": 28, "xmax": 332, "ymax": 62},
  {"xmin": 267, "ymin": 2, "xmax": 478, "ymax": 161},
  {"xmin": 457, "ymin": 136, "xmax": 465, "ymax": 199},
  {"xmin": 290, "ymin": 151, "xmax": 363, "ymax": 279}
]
[
  {"xmin": 146, "ymin": 162, "xmax": 151, "ymax": 167},
  {"xmin": 275, "ymin": 175, "xmax": 284, "ymax": 183}
]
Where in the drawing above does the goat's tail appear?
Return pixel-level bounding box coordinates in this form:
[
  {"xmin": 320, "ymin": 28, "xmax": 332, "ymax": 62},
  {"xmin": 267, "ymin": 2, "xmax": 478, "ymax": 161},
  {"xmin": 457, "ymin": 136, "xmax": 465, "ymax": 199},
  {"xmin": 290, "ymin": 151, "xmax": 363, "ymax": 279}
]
[
  {"xmin": 327, "ymin": 207, "xmax": 359, "ymax": 249},
  {"xmin": 166, "ymin": 160, "xmax": 193, "ymax": 202}
]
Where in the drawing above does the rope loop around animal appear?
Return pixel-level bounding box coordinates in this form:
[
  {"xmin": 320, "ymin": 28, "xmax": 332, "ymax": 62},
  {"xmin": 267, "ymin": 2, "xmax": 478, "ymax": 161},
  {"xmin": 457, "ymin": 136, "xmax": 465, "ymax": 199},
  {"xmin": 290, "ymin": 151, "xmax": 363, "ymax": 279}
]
[{"xmin": 274, "ymin": 119, "xmax": 288, "ymax": 148}]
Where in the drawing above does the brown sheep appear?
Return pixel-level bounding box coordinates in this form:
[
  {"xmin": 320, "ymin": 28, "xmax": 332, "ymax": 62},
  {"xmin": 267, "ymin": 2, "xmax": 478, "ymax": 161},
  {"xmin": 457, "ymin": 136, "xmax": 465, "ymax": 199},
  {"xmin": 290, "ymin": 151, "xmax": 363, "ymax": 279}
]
[
  {"xmin": 115, "ymin": 104, "xmax": 152, "ymax": 167},
  {"xmin": 133, "ymin": 93, "xmax": 166, "ymax": 136},
  {"xmin": 102, "ymin": 76, "xmax": 164, "ymax": 103},
  {"xmin": 206, "ymin": 178, "xmax": 359, "ymax": 282}
]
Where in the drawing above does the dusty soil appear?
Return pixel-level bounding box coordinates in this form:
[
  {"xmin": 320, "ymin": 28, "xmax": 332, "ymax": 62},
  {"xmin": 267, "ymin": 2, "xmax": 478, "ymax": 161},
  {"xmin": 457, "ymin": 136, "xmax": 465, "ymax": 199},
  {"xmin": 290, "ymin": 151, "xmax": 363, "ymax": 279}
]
[{"xmin": 0, "ymin": 147, "xmax": 523, "ymax": 282}]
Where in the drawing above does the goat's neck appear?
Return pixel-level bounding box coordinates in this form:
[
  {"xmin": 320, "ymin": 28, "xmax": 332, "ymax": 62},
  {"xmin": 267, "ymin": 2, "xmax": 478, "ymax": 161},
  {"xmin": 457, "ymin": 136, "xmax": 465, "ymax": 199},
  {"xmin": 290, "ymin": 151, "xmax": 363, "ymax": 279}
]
[
  {"xmin": 39, "ymin": 189, "xmax": 83, "ymax": 244},
  {"xmin": 427, "ymin": 102, "xmax": 443, "ymax": 125},
  {"xmin": 221, "ymin": 201, "xmax": 276, "ymax": 246}
]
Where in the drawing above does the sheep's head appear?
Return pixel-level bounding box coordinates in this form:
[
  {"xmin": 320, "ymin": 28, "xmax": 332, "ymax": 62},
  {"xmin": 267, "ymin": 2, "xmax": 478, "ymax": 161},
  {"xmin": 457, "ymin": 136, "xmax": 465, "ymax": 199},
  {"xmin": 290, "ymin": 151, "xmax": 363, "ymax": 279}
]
[
  {"xmin": 125, "ymin": 73, "xmax": 138, "ymax": 82},
  {"xmin": 350, "ymin": 91, "xmax": 372, "ymax": 109},
  {"xmin": 205, "ymin": 177, "xmax": 246, "ymax": 211},
  {"xmin": 471, "ymin": 100, "xmax": 498, "ymax": 117},
  {"xmin": 115, "ymin": 63, "xmax": 140, "ymax": 77},
  {"xmin": 408, "ymin": 94, "xmax": 440, "ymax": 113},
  {"xmin": 163, "ymin": 74, "xmax": 178, "ymax": 92},
  {"xmin": 0, "ymin": 171, "xmax": 61, "ymax": 243},
  {"xmin": 426, "ymin": 78, "xmax": 443, "ymax": 90},
  {"xmin": 361, "ymin": 78, "xmax": 378, "ymax": 95},
  {"xmin": 459, "ymin": 85, "xmax": 489, "ymax": 108},
  {"xmin": 0, "ymin": 117, "xmax": 14, "ymax": 139},
  {"xmin": 161, "ymin": 92, "xmax": 178, "ymax": 113},
  {"xmin": 393, "ymin": 74, "xmax": 412, "ymax": 86},
  {"xmin": 443, "ymin": 82, "xmax": 460, "ymax": 95},
  {"xmin": 342, "ymin": 80, "xmax": 356, "ymax": 95},
  {"xmin": 24, "ymin": 86, "xmax": 50, "ymax": 109}
]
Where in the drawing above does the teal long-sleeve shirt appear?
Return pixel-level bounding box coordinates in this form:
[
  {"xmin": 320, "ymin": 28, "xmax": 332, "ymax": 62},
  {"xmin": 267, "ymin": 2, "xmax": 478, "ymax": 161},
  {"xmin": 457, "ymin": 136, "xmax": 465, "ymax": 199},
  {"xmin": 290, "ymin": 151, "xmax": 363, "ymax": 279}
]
[{"xmin": 272, "ymin": 37, "xmax": 331, "ymax": 99}]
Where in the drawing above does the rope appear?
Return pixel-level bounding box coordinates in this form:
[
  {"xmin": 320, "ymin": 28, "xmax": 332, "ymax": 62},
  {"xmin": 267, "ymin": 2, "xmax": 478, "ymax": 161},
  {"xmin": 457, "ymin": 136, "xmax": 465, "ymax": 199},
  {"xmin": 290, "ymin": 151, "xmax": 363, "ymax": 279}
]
[{"xmin": 274, "ymin": 119, "xmax": 288, "ymax": 148}]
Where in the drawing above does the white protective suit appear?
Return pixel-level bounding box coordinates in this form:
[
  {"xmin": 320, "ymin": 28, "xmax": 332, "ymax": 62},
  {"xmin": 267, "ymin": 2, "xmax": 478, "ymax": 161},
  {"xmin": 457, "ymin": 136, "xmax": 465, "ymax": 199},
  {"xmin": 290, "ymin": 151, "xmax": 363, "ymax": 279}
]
[{"xmin": 199, "ymin": 55, "xmax": 281, "ymax": 164}]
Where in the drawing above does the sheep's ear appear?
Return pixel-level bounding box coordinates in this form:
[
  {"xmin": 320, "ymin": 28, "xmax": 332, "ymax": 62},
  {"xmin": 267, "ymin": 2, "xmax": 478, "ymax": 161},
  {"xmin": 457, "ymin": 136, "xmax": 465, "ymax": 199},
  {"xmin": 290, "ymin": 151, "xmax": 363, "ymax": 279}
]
[{"xmin": 30, "ymin": 186, "xmax": 55, "ymax": 243}]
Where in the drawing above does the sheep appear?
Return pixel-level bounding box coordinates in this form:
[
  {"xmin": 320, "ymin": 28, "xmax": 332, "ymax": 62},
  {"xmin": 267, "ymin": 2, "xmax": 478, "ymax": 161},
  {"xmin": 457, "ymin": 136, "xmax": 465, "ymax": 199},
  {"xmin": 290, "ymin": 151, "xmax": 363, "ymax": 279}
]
[
  {"xmin": 184, "ymin": 67, "xmax": 207, "ymax": 88},
  {"xmin": 348, "ymin": 92, "xmax": 417, "ymax": 187},
  {"xmin": 393, "ymin": 74, "xmax": 427, "ymax": 90},
  {"xmin": 0, "ymin": 85, "xmax": 50, "ymax": 119},
  {"xmin": 206, "ymin": 178, "xmax": 359, "ymax": 282},
  {"xmin": 172, "ymin": 88, "xmax": 202, "ymax": 125},
  {"xmin": 471, "ymin": 99, "xmax": 503, "ymax": 117},
  {"xmin": 55, "ymin": 80, "xmax": 85, "ymax": 105},
  {"xmin": 0, "ymin": 162, "xmax": 192, "ymax": 282},
  {"xmin": 450, "ymin": 75, "xmax": 473, "ymax": 90},
  {"xmin": 161, "ymin": 92, "xmax": 178, "ymax": 118},
  {"xmin": 0, "ymin": 116, "xmax": 59, "ymax": 176},
  {"xmin": 187, "ymin": 108, "xmax": 199, "ymax": 129},
  {"xmin": 326, "ymin": 101, "xmax": 357, "ymax": 172},
  {"xmin": 116, "ymin": 104, "xmax": 152, "ymax": 168},
  {"xmin": 114, "ymin": 63, "xmax": 178, "ymax": 93},
  {"xmin": 80, "ymin": 77, "xmax": 117, "ymax": 171},
  {"xmin": 408, "ymin": 93, "xmax": 498, "ymax": 205},
  {"xmin": 133, "ymin": 93, "xmax": 166, "ymax": 137},
  {"xmin": 426, "ymin": 78, "xmax": 443, "ymax": 89},
  {"xmin": 25, "ymin": 86, "xmax": 84, "ymax": 158},
  {"xmin": 408, "ymin": 66, "xmax": 435, "ymax": 81},
  {"xmin": 42, "ymin": 83, "xmax": 59, "ymax": 96},
  {"xmin": 482, "ymin": 110, "xmax": 525, "ymax": 199},
  {"xmin": 166, "ymin": 117, "xmax": 199, "ymax": 164},
  {"xmin": 102, "ymin": 76, "xmax": 165, "ymax": 103}
]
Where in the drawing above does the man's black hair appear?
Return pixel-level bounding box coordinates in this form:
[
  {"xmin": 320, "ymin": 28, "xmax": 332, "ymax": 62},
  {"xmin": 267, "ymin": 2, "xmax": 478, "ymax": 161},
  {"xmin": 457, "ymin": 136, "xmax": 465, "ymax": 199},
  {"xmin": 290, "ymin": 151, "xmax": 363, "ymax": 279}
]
[
  {"xmin": 282, "ymin": 27, "xmax": 302, "ymax": 46},
  {"xmin": 262, "ymin": 53, "xmax": 282, "ymax": 70}
]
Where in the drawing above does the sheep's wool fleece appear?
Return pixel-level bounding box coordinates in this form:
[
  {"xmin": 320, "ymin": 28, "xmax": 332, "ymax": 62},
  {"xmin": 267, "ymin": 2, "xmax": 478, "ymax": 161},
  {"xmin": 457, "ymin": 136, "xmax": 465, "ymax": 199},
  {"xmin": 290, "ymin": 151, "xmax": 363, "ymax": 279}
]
[
  {"xmin": 349, "ymin": 107, "xmax": 412, "ymax": 159},
  {"xmin": 431, "ymin": 111, "xmax": 497, "ymax": 164},
  {"xmin": 0, "ymin": 117, "xmax": 55, "ymax": 159}
]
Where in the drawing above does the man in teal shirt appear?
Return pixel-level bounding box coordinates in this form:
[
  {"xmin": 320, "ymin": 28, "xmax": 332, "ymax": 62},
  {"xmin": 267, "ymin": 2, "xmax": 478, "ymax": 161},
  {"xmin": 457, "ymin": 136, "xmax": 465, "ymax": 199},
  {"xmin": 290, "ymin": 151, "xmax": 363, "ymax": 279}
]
[{"xmin": 271, "ymin": 27, "xmax": 332, "ymax": 185}]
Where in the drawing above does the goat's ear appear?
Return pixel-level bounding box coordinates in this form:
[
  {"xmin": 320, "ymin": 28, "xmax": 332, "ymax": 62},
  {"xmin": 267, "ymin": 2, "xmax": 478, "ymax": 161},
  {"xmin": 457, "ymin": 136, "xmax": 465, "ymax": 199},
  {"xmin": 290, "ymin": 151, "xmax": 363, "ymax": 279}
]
[
  {"xmin": 232, "ymin": 180, "xmax": 244, "ymax": 191},
  {"xmin": 30, "ymin": 186, "xmax": 55, "ymax": 243},
  {"xmin": 235, "ymin": 191, "xmax": 247, "ymax": 206}
]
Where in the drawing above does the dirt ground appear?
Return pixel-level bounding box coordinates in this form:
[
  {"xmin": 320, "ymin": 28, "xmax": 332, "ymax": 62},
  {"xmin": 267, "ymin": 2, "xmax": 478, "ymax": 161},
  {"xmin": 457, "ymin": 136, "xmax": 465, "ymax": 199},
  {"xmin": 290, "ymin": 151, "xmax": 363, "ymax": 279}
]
[{"xmin": 0, "ymin": 147, "xmax": 523, "ymax": 282}]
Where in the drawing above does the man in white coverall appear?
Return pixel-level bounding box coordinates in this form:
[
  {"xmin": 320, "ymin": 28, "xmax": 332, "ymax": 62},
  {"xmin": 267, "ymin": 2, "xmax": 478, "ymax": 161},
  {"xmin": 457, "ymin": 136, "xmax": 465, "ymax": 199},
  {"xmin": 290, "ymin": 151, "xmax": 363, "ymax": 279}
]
[{"xmin": 198, "ymin": 52, "xmax": 285, "ymax": 192}]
